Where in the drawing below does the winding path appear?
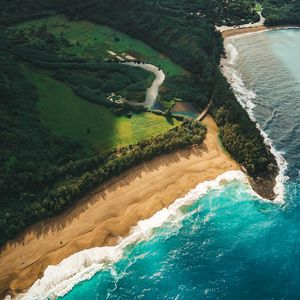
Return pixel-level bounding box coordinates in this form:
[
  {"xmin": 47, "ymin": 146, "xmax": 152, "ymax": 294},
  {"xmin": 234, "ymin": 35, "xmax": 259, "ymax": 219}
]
[
  {"xmin": 216, "ymin": 11, "xmax": 265, "ymax": 33},
  {"xmin": 123, "ymin": 62, "xmax": 165, "ymax": 108}
]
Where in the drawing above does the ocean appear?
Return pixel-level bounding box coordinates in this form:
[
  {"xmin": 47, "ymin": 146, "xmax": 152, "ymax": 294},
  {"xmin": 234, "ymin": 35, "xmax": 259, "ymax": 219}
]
[{"xmin": 22, "ymin": 29, "xmax": 300, "ymax": 300}]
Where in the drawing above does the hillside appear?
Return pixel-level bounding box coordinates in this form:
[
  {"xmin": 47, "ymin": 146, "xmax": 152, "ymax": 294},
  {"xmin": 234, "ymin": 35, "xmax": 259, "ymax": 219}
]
[
  {"xmin": 0, "ymin": 0, "xmax": 288, "ymax": 246},
  {"xmin": 0, "ymin": 13, "xmax": 206, "ymax": 246}
]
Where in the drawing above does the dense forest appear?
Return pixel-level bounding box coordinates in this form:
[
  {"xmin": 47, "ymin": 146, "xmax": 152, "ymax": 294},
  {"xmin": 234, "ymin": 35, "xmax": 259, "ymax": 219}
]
[
  {"xmin": 1, "ymin": 0, "xmax": 297, "ymax": 245},
  {"xmin": 262, "ymin": 0, "xmax": 300, "ymax": 25},
  {"xmin": 0, "ymin": 23, "xmax": 207, "ymax": 245},
  {"xmin": 58, "ymin": 0, "xmax": 278, "ymax": 174},
  {"xmin": 0, "ymin": 101, "xmax": 206, "ymax": 245}
]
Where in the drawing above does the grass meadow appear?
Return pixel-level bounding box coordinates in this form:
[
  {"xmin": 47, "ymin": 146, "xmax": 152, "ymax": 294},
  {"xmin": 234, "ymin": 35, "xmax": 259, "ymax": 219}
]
[
  {"xmin": 11, "ymin": 15, "xmax": 185, "ymax": 76},
  {"xmin": 22, "ymin": 66, "xmax": 180, "ymax": 153}
]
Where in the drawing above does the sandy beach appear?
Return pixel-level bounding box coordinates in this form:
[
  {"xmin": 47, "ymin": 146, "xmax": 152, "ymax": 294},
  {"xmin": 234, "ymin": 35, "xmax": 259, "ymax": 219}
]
[
  {"xmin": 218, "ymin": 10, "xmax": 299, "ymax": 39},
  {"xmin": 221, "ymin": 24, "xmax": 300, "ymax": 39},
  {"xmin": 0, "ymin": 116, "xmax": 239, "ymax": 298},
  {"xmin": 221, "ymin": 25, "xmax": 267, "ymax": 38}
]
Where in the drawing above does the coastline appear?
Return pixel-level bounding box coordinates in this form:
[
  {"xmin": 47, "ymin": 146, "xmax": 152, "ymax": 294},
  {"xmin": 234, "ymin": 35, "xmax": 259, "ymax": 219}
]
[
  {"xmin": 221, "ymin": 24, "xmax": 300, "ymax": 39},
  {"xmin": 0, "ymin": 116, "xmax": 239, "ymax": 298},
  {"xmin": 220, "ymin": 24, "xmax": 292, "ymax": 203}
]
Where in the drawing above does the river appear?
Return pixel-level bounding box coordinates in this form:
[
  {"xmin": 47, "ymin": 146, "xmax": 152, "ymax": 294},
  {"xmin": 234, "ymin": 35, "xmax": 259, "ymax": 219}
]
[{"xmin": 124, "ymin": 62, "xmax": 165, "ymax": 108}]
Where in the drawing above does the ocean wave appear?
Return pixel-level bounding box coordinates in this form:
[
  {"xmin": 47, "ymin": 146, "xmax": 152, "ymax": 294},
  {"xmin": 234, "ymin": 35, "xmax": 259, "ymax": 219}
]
[
  {"xmin": 222, "ymin": 40, "xmax": 288, "ymax": 204},
  {"xmin": 13, "ymin": 171, "xmax": 247, "ymax": 300},
  {"xmin": 226, "ymin": 43, "xmax": 239, "ymax": 65}
]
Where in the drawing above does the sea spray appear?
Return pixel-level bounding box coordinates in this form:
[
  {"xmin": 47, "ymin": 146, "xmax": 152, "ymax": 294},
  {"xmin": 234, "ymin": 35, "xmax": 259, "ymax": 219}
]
[
  {"xmin": 16, "ymin": 171, "xmax": 248, "ymax": 300},
  {"xmin": 222, "ymin": 38, "xmax": 288, "ymax": 204},
  {"xmin": 225, "ymin": 43, "xmax": 239, "ymax": 65}
]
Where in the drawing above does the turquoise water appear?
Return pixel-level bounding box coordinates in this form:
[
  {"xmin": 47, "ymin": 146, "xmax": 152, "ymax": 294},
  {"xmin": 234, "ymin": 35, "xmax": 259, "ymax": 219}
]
[{"xmin": 57, "ymin": 29, "xmax": 300, "ymax": 299}]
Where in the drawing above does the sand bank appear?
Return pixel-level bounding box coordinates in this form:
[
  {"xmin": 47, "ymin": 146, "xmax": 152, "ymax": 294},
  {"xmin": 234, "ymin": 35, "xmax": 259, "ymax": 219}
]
[{"xmin": 0, "ymin": 116, "xmax": 239, "ymax": 298}]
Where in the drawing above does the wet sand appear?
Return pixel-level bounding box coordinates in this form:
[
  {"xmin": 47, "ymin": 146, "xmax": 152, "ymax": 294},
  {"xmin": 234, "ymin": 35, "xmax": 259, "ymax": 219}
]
[{"xmin": 0, "ymin": 116, "xmax": 239, "ymax": 298}]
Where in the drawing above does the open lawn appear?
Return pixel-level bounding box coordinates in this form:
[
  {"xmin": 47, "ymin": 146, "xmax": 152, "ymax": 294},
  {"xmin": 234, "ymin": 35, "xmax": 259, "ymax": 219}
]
[
  {"xmin": 22, "ymin": 66, "xmax": 180, "ymax": 153},
  {"xmin": 10, "ymin": 15, "xmax": 185, "ymax": 76}
]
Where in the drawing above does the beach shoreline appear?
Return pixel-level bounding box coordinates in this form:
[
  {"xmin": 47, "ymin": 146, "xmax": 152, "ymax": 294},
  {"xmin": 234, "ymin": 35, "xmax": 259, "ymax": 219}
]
[
  {"xmin": 220, "ymin": 24, "xmax": 300, "ymax": 39},
  {"xmin": 0, "ymin": 116, "xmax": 239, "ymax": 298},
  {"xmin": 219, "ymin": 24, "xmax": 295, "ymax": 203}
]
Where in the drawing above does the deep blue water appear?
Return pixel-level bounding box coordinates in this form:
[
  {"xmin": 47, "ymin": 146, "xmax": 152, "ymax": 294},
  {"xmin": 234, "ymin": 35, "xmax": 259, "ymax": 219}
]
[{"xmin": 60, "ymin": 29, "xmax": 300, "ymax": 300}]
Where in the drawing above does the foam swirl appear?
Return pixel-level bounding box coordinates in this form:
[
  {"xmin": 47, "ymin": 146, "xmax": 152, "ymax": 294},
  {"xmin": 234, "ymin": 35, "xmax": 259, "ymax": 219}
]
[{"xmin": 13, "ymin": 171, "xmax": 247, "ymax": 300}]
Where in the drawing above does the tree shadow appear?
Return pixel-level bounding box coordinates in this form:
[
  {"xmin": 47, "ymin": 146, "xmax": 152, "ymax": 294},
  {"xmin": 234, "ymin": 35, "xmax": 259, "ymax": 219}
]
[
  {"xmin": 0, "ymin": 143, "xmax": 209, "ymax": 255},
  {"xmin": 165, "ymin": 114, "xmax": 174, "ymax": 125}
]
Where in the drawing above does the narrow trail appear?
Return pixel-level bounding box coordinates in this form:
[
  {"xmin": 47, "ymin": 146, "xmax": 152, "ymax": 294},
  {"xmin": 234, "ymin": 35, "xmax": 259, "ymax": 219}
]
[
  {"xmin": 197, "ymin": 99, "xmax": 212, "ymax": 121},
  {"xmin": 216, "ymin": 10, "xmax": 265, "ymax": 33},
  {"xmin": 123, "ymin": 62, "xmax": 165, "ymax": 108}
]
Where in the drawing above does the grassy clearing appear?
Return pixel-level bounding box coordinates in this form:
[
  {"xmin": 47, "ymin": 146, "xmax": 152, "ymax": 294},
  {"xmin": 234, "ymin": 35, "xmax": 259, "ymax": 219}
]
[
  {"xmin": 10, "ymin": 15, "xmax": 185, "ymax": 76},
  {"xmin": 130, "ymin": 113, "xmax": 179, "ymax": 142},
  {"xmin": 254, "ymin": 3, "xmax": 262, "ymax": 13},
  {"xmin": 22, "ymin": 65, "xmax": 180, "ymax": 153}
]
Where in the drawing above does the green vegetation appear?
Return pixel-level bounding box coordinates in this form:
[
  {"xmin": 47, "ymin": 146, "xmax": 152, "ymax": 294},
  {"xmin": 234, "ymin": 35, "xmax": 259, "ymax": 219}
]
[
  {"xmin": 0, "ymin": 117, "xmax": 206, "ymax": 245},
  {"xmin": 24, "ymin": 60, "xmax": 155, "ymax": 108},
  {"xmin": 7, "ymin": 15, "xmax": 185, "ymax": 76},
  {"xmin": 261, "ymin": 0, "xmax": 300, "ymax": 25},
  {"xmin": 1, "ymin": 0, "xmax": 289, "ymax": 245},
  {"xmin": 211, "ymin": 73, "xmax": 277, "ymax": 176},
  {"xmin": 23, "ymin": 65, "xmax": 180, "ymax": 153},
  {"xmin": 254, "ymin": 3, "xmax": 263, "ymax": 13},
  {"xmin": 5, "ymin": 15, "xmax": 191, "ymax": 112},
  {"xmin": 160, "ymin": 76, "xmax": 209, "ymax": 111}
]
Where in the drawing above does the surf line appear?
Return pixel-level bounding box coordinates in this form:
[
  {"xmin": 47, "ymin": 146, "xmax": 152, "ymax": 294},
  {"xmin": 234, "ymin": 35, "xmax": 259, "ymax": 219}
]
[
  {"xmin": 12, "ymin": 171, "xmax": 247, "ymax": 300},
  {"xmin": 220, "ymin": 34, "xmax": 288, "ymax": 204}
]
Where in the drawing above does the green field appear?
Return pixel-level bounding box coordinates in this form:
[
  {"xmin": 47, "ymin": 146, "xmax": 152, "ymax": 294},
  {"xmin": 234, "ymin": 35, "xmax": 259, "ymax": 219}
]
[
  {"xmin": 254, "ymin": 3, "xmax": 262, "ymax": 13},
  {"xmin": 22, "ymin": 66, "xmax": 180, "ymax": 153},
  {"xmin": 9, "ymin": 15, "xmax": 185, "ymax": 76}
]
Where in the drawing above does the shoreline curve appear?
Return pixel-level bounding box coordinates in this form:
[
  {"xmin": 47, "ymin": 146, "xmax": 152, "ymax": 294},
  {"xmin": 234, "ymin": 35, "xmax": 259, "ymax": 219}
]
[
  {"xmin": 0, "ymin": 116, "xmax": 239, "ymax": 299},
  {"xmin": 220, "ymin": 26, "xmax": 294, "ymax": 203},
  {"xmin": 220, "ymin": 24, "xmax": 300, "ymax": 39}
]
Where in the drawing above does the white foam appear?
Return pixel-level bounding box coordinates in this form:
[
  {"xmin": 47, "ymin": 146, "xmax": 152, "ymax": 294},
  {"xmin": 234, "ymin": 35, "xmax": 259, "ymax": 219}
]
[
  {"xmin": 226, "ymin": 43, "xmax": 239, "ymax": 65},
  {"xmin": 221, "ymin": 39, "xmax": 288, "ymax": 204},
  {"xmin": 16, "ymin": 170, "xmax": 247, "ymax": 300}
]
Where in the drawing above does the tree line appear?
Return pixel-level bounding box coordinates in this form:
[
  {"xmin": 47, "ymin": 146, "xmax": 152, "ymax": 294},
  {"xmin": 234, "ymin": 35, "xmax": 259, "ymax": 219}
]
[
  {"xmin": 58, "ymin": 0, "xmax": 278, "ymax": 179},
  {"xmin": 0, "ymin": 117, "xmax": 206, "ymax": 246},
  {"xmin": 1, "ymin": 0, "xmax": 293, "ymax": 245}
]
